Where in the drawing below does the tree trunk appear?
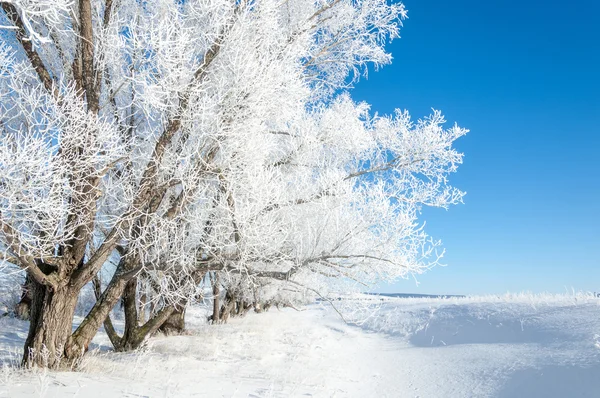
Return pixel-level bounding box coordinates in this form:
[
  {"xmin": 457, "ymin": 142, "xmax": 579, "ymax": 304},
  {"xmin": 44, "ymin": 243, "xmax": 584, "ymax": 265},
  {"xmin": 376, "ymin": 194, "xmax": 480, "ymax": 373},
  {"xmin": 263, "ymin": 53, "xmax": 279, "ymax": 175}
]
[
  {"xmin": 23, "ymin": 280, "xmax": 79, "ymax": 368},
  {"xmin": 121, "ymin": 278, "xmax": 139, "ymax": 347},
  {"xmin": 158, "ymin": 306, "xmax": 186, "ymax": 335},
  {"xmin": 118, "ymin": 305, "xmax": 176, "ymax": 350},
  {"xmin": 117, "ymin": 277, "xmax": 180, "ymax": 350},
  {"xmin": 219, "ymin": 290, "xmax": 236, "ymax": 323},
  {"xmin": 70, "ymin": 266, "xmax": 134, "ymax": 359},
  {"xmin": 107, "ymin": 270, "xmax": 204, "ymax": 351},
  {"xmin": 211, "ymin": 272, "xmax": 220, "ymax": 323}
]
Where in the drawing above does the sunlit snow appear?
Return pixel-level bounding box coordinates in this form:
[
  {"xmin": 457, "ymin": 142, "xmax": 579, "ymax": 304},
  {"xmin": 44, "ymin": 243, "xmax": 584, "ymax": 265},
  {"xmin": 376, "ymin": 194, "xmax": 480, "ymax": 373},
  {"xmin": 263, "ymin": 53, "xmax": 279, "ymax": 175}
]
[{"xmin": 2, "ymin": 294, "xmax": 599, "ymax": 397}]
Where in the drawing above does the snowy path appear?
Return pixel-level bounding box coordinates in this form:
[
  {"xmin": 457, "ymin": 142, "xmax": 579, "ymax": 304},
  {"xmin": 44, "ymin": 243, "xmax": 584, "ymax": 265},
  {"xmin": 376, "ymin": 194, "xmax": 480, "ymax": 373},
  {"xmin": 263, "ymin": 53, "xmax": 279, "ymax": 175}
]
[
  {"xmin": 2, "ymin": 298, "xmax": 600, "ymax": 397},
  {"xmin": 2, "ymin": 306, "xmax": 410, "ymax": 397}
]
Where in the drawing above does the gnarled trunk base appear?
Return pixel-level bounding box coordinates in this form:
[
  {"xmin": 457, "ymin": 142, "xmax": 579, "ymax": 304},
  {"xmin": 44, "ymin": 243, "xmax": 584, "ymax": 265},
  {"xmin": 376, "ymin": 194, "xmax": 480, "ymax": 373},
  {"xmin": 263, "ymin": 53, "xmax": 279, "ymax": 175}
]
[{"xmin": 23, "ymin": 280, "xmax": 79, "ymax": 369}]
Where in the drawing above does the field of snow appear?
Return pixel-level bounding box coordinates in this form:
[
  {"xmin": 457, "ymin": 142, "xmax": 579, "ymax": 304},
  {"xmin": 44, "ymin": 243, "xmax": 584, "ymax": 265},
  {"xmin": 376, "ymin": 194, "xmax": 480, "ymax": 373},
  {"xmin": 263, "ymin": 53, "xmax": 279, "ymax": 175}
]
[{"xmin": 1, "ymin": 293, "xmax": 600, "ymax": 397}]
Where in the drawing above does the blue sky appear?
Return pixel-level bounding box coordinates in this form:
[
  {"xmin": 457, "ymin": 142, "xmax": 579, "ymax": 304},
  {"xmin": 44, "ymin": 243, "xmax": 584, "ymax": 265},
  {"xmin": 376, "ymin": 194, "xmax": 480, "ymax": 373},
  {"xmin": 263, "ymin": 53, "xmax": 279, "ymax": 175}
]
[{"xmin": 353, "ymin": 0, "xmax": 600, "ymax": 295}]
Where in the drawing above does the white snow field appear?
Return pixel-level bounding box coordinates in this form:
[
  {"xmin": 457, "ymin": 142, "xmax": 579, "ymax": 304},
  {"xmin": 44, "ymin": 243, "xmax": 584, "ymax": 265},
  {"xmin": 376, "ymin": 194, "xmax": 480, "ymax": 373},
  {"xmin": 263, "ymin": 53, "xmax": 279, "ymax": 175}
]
[{"xmin": 1, "ymin": 293, "xmax": 600, "ymax": 397}]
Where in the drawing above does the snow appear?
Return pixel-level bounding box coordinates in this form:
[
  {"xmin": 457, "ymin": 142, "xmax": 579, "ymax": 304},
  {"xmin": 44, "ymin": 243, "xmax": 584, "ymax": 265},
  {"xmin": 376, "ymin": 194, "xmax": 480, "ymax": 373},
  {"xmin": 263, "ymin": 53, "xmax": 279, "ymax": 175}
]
[{"xmin": 2, "ymin": 294, "xmax": 600, "ymax": 397}]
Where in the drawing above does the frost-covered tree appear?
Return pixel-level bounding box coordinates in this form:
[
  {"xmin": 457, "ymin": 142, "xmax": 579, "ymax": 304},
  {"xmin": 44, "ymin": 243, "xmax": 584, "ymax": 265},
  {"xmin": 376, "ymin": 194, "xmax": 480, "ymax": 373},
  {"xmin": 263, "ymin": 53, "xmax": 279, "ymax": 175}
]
[
  {"xmin": 0, "ymin": 0, "xmax": 465, "ymax": 368},
  {"xmin": 191, "ymin": 93, "xmax": 466, "ymax": 324},
  {"xmin": 204, "ymin": 95, "xmax": 466, "ymax": 288}
]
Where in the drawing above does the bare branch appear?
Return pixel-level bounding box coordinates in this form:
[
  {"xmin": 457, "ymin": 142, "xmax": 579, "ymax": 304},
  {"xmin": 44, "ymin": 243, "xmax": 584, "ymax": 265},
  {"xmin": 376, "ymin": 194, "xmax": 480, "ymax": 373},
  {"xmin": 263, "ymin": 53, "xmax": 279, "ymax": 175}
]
[{"xmin": 1, "ymin": 3, "xmax": 59, "ymax": 98}]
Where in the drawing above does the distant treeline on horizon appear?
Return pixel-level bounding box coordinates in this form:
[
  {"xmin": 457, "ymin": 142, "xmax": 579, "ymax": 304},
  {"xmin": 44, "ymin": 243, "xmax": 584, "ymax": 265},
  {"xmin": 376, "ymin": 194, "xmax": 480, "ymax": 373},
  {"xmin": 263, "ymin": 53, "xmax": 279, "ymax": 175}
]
[{"xmin": 366, "ymin": 293, "xmax": 467, "ymax": 299}]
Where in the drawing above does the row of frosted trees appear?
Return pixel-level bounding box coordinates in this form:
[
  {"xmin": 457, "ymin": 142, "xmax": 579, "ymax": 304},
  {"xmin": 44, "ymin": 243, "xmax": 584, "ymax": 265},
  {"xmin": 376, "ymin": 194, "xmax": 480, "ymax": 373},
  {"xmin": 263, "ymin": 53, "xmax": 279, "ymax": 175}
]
[{"xmin": 0, "ymin": 0, "xmax": 466, "ymax": 369}]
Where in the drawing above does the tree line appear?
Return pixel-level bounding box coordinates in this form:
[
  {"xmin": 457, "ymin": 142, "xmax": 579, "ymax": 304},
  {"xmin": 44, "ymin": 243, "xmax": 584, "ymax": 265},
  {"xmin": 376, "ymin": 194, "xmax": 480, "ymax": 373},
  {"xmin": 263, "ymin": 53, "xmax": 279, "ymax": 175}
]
[{"xmin": 0, "ymin": 0, "xmax": 466, "ymax": 369}]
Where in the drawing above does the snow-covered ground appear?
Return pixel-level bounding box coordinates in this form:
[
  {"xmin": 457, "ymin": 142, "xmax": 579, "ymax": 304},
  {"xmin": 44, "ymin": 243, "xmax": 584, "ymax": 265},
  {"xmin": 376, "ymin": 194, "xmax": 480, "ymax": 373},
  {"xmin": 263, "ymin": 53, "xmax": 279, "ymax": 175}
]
[{"xmin": 1, "ymin": 293, "xmax": 600, "ymax": 397}]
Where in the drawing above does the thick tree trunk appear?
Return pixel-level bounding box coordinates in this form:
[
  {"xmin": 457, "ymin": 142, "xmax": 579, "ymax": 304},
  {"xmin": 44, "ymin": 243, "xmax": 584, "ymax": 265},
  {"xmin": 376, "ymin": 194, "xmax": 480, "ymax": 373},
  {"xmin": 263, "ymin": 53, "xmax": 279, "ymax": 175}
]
[
  {"xmin": 121, "ymin": 278, "xmax": 139, "ymax": 346},
  {"xmin": 20, "ymin": 255, "xmax": 135, "ymax": 368},
  {"xmin": 23, "ymin": 280, "xmax": 79, "ymax": 368},
  {"xmin": 118, "ymin": 277, "xmax": 143, "ymax": 351}
]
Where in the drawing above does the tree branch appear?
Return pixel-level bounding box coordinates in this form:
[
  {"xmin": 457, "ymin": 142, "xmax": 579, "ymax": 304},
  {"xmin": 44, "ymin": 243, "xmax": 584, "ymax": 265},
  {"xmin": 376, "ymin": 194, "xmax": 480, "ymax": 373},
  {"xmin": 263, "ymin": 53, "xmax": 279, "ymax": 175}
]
[
  {"xmin": 1, "ymin": 3, "xmax": 59, "ymax": 99},
  {"xmin": 343, "ymin": 157, "xmax": 426, "ymax": 181},
  {"xmin": 0, "ymin": 251, "xmax": 18, "ymax": 265},
  {"xmin": 0, "ymin": 215, "xmax": 59, "ymax": 288},
  {"xmin": 79, "ymin": 0, "xmax": 98, "ymax": 113},
  {"xmin": 92, "ymin": 275, "xmax": 122, "ymax": 349}
]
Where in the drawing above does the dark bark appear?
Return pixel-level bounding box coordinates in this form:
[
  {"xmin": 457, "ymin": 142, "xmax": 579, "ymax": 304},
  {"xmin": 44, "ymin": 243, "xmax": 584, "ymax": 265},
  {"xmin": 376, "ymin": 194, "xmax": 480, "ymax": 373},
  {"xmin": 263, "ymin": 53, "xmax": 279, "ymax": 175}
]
[
  {"xmin": 22, "ymin": 279, "xmax": 79, "ymax": 368},
  {"xmin": 79, "ymin": 0, "xmax": 99, "ymax": 113},
  {"xmin": 93, "ymin": 273, "xmax": 142, "ymax": 351},
  {"xmin": 118, "ymin": 304, "xmax": 176, "ymax": 351},
  {"xmin": 91, "ymin": 275, "xmax": 123, "ymax": 349},
  {"xmin": 121, "ymin": 278, "xmax": 139, "ymax": 347},
  {"xmin": 69, "ymin": 264, "xmax": 134, "ymax": 358},
  {"xmin": 111, "ymin": 271, "xmax": 202, "ymax": 350}
]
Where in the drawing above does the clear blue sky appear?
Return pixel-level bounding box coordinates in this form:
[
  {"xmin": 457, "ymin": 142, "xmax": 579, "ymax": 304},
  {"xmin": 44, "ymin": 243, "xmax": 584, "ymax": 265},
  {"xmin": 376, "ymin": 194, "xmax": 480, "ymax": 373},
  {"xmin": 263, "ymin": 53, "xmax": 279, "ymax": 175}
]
[{"xmin": 353, "ymin": 0, "xmax": 600, "ymax": 295}]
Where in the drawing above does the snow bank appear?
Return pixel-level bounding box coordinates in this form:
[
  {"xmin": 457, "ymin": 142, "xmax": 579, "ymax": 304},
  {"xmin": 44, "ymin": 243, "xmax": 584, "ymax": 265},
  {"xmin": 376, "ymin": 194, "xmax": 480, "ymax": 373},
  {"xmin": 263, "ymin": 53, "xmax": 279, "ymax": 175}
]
[{"xmin": 341, "ymin": 293, "xmax": 600, "ymax": 397}]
